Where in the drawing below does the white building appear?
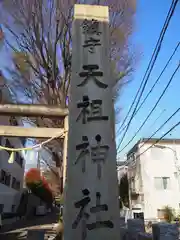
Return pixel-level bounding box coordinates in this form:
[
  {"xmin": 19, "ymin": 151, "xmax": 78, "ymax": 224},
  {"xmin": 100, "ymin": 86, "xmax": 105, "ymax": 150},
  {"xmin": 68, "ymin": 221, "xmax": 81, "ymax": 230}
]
[
  {"xmin": 0, "ymin": 72, "xmax": 26, "ymax": 213},
  {"xmin": 125, "ymin": 138, "xmax": 180, "ymax": 221}
]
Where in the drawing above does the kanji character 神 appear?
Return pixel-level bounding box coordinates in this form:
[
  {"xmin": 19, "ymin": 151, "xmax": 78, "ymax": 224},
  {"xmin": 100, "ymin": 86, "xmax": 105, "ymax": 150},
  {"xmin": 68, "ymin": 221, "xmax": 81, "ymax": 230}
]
[
  {"xmin": 75, "ymin": 136, "xmax": 90, "ymax": 173},
  {"xmin": 75, "ymin": 135, "xmax": 109, "ymax": 179}
]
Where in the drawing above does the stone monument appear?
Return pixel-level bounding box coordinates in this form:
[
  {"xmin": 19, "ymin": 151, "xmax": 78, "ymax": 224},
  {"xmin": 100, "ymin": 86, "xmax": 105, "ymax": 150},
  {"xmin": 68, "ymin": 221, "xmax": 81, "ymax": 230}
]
[{"xmin": 63, "ymin": 4, "xmax": 120, "ymax": 240}]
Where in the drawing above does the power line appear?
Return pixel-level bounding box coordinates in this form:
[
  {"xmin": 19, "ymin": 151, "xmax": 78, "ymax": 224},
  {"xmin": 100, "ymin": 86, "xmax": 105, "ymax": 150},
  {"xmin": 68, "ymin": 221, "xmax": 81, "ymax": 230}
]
[
  {"xmin": 116, "ymin": 0, "xmax": 179, "ymax": 147},
  {"xmin": 139, "ymin": 107, "xmax": 180, "ymax": 150},
  {"xmin": 122, "ymin": 107, "xmax": 179, "ymax": 164},
  {"xmin": 136, "ymin": 121, "xmax": 180, "ymax": 159},
  {"xmin": 116, "ymin": 43, "xmax": 180, "ymax": 137},
  {"xmin": 117, "ymin": 63, "xmax": 180, "ymax": 154},
  {"xmin": 117, "ymin": 0, "xmax": 178, "ymax": 134},
  {"xmin": 141, "ymin": 108, "xmax": 166, "ymax": 136}
]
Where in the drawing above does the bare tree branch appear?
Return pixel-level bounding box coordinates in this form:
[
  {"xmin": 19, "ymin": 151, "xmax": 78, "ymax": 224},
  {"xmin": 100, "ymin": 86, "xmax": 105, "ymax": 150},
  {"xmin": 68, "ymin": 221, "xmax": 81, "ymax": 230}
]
[{"xmin": 0, "ymin": 0, "xmax": 137, "ymax": 182}]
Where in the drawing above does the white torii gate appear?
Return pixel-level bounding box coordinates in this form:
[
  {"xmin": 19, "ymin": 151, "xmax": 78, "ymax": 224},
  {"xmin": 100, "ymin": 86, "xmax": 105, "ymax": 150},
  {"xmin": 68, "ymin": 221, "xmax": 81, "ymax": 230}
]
[{"xmin": 0, "ymin": 103, "xmax": 69, "ymax": 187}]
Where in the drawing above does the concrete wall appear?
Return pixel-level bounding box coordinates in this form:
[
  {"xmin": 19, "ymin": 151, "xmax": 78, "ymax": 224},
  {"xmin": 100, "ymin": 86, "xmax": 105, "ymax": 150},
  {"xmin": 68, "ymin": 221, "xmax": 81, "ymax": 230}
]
[{"xmin": 0, "ymin": 184, "xmax": 21, "ymax": 212}]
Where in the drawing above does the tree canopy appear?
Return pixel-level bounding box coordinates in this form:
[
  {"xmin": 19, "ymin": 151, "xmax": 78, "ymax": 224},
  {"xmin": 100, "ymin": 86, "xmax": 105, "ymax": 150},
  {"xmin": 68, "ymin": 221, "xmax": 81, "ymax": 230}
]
[
  {"xmin": 0, "ymin": 0, "xmax": 137, "ymax": 187},
  {"xmin": 1, "ymin": 0, "xmax": 136, "ymax": 107}
]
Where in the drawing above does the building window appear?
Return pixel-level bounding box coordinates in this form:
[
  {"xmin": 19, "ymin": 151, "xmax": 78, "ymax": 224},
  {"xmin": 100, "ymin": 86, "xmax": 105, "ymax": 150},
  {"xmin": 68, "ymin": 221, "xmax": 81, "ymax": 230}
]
[
  {"xmin": 157, "ymin": 209, "xmax": 165, "ymax": 219},
  {"xmin": 12, "ymin": 177, "xmax": 16, "ymax": 189},
  {"xmin": 12, "ymin": 205, "xmax": 16, "ymax": 213},
  {"xmin": 0, "ymin": 169, "xmax": 11, "ymax": 186},
  {"xmin": 154, "ymin": 177, "xmax": 170, "ymax": 190},
  {"xmin": 15, "ymin": 152, "xmax": 23, "ymax": 168},
  {"xmin": 16, "ymin": 181, "xmax": 20, "ymax": 190},
  {"xmin": 0, "ymin": 204, "xmax": 4, "ymax": 214},
  {"xmin": 174, "ymin": 172, "xmax": 178, "ymax": 178},
  {"xmin": 131, "ymin": 177, "xmax": 135, "ymax": 191},
  {"xmin": 20, "ymin": 137, "xmax": 26, "ymax": 147},
  {"xmin": 11, "ymin": 177, "xmax": 20, "ymax": 190}
]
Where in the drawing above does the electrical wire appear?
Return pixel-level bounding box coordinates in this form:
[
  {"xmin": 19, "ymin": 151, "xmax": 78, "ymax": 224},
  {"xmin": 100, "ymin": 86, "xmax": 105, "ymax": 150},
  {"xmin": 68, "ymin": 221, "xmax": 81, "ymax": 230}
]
[
  {"xmin": 139, "ymin": 107, "xmax": 180, "ymax": 150},
  {"xmin": 143, "ymin": 108, "xmax": 166, "ymax": 133},
  {"xmin": 116, "ymin": 0, "xmax": 179, "ymax": 147},
  {"xmin": 116, "ymin": 43, "xmax": 180, "ymax": 137},
  {"xmin": 136, "ymin": 121, "xmax": 180, "ymax": 159},
  {"xmin": 117, "ymin": 0, "xmax": 178, "ymax": 134},
  {"xmin": 121, "ymin": 107, "xmax": 180, "ymax": 165},
  {"xmin": 117, "ymin": 63, "xmax": 180, "ymax": 154}
]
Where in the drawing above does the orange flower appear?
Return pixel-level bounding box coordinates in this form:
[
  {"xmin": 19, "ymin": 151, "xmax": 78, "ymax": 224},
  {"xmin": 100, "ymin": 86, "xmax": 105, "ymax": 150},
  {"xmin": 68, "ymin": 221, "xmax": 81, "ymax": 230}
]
[{"xmin": 25, "ymin": 168, "xmax": 41, "ymax": 184}]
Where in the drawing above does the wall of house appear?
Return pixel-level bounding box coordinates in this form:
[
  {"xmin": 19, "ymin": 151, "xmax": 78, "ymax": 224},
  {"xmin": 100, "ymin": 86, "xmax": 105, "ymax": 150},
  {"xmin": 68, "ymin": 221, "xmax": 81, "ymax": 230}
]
[
  {"xmin": 0, "ymin": 183, "xmax": 19, "ymax": 212},
  {"xmin": 0, "ymin": 80, "xmax": 25, "ymax": 213},
  {"xmin": 0, "ymin": 125, "xmax": 25, "ymax": 212},
  {"xmin": 139, "ymin": 142, "xmax": 180, "ymax": 219}
]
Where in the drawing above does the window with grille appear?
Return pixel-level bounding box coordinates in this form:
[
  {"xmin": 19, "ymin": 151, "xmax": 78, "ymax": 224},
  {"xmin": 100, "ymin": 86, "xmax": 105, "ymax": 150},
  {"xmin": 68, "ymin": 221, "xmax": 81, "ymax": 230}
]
[
  {"xmin": 11, "ymin": 177, "xmax": 20, "ymax": 190},
  {"xmin": 157, "ymin": 209, "xmax": 165, "ymax": 219},
  {"xmin": 154, "ymin": 177, "xmax": 170, "ymax": 190},
  {"xmin": 0, "ymin": 169, "xmax": 11, "ymax": 186},
  {"xmin": 15, "ymin": 152, "xmax": 23, "ymax": 168},
  {"xmin": 12, "ymin": 205, "xmax": 16, "ymax": 213},
  {"xmin": 131, "ymin": 177, "xmax": 136, "ymax": 192},
  {"xmin": 0, "ymin": 204, "xmax": 4, "ymax": 214}
]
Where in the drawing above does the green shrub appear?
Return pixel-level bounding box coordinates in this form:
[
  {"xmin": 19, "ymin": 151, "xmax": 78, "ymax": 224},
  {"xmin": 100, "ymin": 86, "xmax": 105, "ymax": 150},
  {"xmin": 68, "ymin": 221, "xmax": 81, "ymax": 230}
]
[{"xmin": 163, "ymin": 206, "xmax": 175, "ymax": 223}]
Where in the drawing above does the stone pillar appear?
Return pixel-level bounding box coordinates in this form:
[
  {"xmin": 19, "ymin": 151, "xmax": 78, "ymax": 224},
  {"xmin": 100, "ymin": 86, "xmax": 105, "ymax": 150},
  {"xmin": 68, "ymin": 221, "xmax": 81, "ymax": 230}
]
[
  {"xmin": 63, "ymin": 4, "xmax": 120, "ymax": 240},
  {"xmin": 127, "ymin": 219, "xmax": 145, "ymax": 240},
  {"xmin": 152, "ymin": 223, "xmax": 179, "ymax": 240}
]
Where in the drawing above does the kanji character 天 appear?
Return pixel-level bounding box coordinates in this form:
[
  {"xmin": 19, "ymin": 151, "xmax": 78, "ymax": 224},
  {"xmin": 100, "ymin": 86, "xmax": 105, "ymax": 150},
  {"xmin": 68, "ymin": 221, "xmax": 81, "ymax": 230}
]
[{"xmin": 78, "ymin": 65, "xmax": 108, "ymax": 89}]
